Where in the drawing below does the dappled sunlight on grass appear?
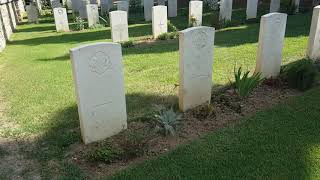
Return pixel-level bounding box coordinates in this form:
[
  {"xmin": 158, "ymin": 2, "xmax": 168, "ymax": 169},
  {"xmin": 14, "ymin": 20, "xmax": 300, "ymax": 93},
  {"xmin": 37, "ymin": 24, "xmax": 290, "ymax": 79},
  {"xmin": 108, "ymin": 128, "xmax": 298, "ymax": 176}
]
[
  {"xmin": 0, "ymin": 7, "xmax": 317, "ymax": 179},
  {"xmin": 306, "ymin": 144, "xmax": 320, "ymax": 179}
]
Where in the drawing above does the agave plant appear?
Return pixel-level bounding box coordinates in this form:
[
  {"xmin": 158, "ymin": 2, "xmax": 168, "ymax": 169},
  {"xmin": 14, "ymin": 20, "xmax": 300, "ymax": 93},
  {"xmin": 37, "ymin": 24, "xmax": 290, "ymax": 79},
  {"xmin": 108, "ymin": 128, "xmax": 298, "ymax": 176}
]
[
  {"xmin": 234, "ymin": 67, "xmax": 263, "ymax": 98},
  {"xmin": 154, "ymin": 107, "xmax": 182, "ymax": 136}
]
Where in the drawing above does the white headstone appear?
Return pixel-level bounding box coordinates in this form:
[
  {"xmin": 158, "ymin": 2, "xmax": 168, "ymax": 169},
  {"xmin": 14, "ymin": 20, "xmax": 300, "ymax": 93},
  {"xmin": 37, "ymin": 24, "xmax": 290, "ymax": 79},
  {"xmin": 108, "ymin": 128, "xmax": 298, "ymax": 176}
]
[
  {"xmin": 16, "ymin": 0, "xmax": 26, "ymax": 16},
  {"xmin": 86, "ymin": 4, "xmax": 99, "ymax": 27},
  {"xmin": 255, "ymin": 13, "xmax": 287, "ymax": 78},
  {"xmin": 307, "ymin": 5, "xmax": 320, "ymax": 61},
  {"xmin": 0, "ymin": 18, "xmax": 6, "ymax": 52},
  {"xmin": 0, "ymin": 4, "xmax": 13, "ymax": 40},
  {"xmin": 8, "ymin": 2, "xmax": 17, "ymax": 29},
  {"xmin": 246, "ymin": 0, "xmax": 258, "ymax": 19},
  {"xmin": 110, "ymin": 11, "xmax": 129, "ymax": 42},
  {"xmin": 35, "ymin": 0, "xmax": 42, "ymax": 11},
  {"xmin": 179, "ymin": 26, "xmax": 215, "ymax": 112},
  {"xmin": 70, "ymin": 42, "xmax": 127, "ymax": 144},
  {"xmin": 144, "ymin": 0, "xmax": 153, "ymax": 21},
  {"xmin": 152, "ymin": 5, "xmax": 168, "ymax": 38},
  {"xmin": 53, "ymin": 8, "xmax": 69, "ymax": 32},
  {"xmin": 117, "ymin": 1, "xmax": 129, "ymax": 14},
  {"xmin": 219, "ymin": 0, "xmax": 232, "ymax": 21},
  {"xmin": 26, "ymin": 3, "xmax": 39, "ymax": 24},
  {"xmin": 50, "ymin": 0, "xmax": 62, "ymax": 9},
  {"xmin": 189, "ymin": 1, "xmax": 202, "ymax": 27},
  {"xmin": 168, "ymin": 0, "xmax": 177, "ymax": 17},
  {"xmin": 270, "ymin": 0, "xmax": 280, "ymax": 13}
]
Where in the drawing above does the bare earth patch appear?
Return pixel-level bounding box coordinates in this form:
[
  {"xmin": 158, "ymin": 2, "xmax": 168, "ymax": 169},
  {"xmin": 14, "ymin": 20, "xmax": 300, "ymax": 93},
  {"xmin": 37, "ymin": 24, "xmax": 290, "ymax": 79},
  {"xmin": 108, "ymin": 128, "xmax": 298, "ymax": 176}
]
[{"xmin": 66, "ymin": 82, "xmax": 301, "ymax": 179}]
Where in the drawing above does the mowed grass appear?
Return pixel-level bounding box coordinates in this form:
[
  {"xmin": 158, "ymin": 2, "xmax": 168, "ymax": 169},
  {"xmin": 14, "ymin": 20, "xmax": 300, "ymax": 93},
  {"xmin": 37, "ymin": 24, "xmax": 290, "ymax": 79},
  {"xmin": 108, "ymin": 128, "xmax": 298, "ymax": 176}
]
[
  {"xmin": 0, "ymin": 9, "xmax": 313, "ymax": 178},
  {"xmin": 110, "ymin": 87, "xmax": 320, "ymax": 180}
]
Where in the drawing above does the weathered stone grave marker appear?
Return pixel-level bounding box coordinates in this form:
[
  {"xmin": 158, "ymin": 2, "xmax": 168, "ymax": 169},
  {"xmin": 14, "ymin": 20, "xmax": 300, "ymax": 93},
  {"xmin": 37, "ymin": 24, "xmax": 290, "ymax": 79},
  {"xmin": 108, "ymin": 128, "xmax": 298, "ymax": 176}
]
[
  {"xmin": 0, "ymin": 17, "xmax": 6, "ymax": 52},
  {"xmin": 70, "ymin": 42, "xmax": 127, "ymax": 144},
  {"xmin": 307, "ymin": 5, "xmax": 320, "ymax": 61},
  {"xmin": 270, "ymin": 0, "xmax": 280, "ymax": 13},
  {"xmin": 255, "ymin": 13, "xmax": 287, "ymax": 78},
  {"xmin": 0, "ymin": 2, "xmax": 13, "ymax": 39},
  {"xmin": 168, "ymin": 0, "xmax": 177, "ymax": 17},
  {"xmin": 7, "ymin": 1, "xmax": 17, "ymax": 29},
  {"xmin": 53, "ymin": 8, "xmax": 69, "ymax": 32},
  {"xmin": 26, "ymin": 3, "xmax": 39, "ymax": 24},
  {"xmin": 246, "ymin": 0, "xmax": 258, "ymax": 19},
  {"xmin": 152, "ymin": 5, "xmax": 168, "ymax": 38},
  {"xmin": 86, "ymin": 4, "xmax": 99, "ymax": 27},
  {"xmin": 79, "ymin": 0, "xmax": 89, "ymax": 19},
  {"xmin": 110, "ymin": 10, "xmax": 129, "ymax": 42},
  {"xmin": 179, "ymin": 26, "xmax": 215, "ymax": 112},
  {"xmin": 144, "ymin": 0, "xmax": 153, "ymax": 21},
  {"xmin": 219, "ymin": 0, "xmax": 232, "ymax": 22},
  {"xmin": 71, "ymin": 0, "xmax": 80, "ymax": 12},
  {"xmin": 189, "ymin": 0, "xmax": 202, "ymax": 27}
]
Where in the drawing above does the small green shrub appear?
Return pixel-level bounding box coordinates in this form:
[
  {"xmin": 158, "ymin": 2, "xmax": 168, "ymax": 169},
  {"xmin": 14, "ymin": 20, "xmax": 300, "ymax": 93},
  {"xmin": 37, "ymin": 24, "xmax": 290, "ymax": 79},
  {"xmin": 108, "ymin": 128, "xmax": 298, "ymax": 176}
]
[
  {"xmin": 168, "ymin": 32, "xmax": 179, "ymax": 39},
  {"xmin": 281, "ymin": 59, "xmax": 318, "ymax": 91},
  {"xmin": 234, "ymin": 67, "xmax": 263, "ymax": 98},
  {"xmin": 74, "ymin": 16, "xmax": 85, "ymax": 31},
  {"xmin": 157, "ymin": 33, "xmax": 169, "ymax": 40},
  {"xmin": 154, "ymin": 106, "xmax": 181, "ymax": 136},
  {"xmin": 89, "ymin": 145, "xmax": 123, "ymax": 163},
  {"xmin": 157, "ymin": 32, "xmax": 179, "ymax": 40},
  {"xmin": 121, "ymin": 40, "xmax": 134, "ymax": 48},
  {"xmin": 168, "ymin": 21, "xmax": 178, "ymax": 32}
]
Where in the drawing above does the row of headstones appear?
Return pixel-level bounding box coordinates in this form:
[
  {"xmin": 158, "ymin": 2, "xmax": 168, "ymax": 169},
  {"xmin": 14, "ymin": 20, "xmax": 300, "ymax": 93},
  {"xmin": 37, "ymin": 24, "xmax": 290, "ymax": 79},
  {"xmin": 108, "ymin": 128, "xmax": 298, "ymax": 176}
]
[
  {"xmin": 0, "ymin": 0, "xmax": 20, "ymax": 52},
  {"xmin": 216, "ymin": 0, "xmax": 300, "ymax": 22},
  {"xmin": 51, "ymin": 1, "xmax": 202, "ymax": 42},
  {"xmin": 70, "ymin": 5, "xmax": 320, "ymax": 144},
  {"xmin": 67, "ymin": 0, "xmax": 177, "ymax": 21},
  {"xmin": 51, "ymin": 4, "xmax": 170, "ymax": 42}
]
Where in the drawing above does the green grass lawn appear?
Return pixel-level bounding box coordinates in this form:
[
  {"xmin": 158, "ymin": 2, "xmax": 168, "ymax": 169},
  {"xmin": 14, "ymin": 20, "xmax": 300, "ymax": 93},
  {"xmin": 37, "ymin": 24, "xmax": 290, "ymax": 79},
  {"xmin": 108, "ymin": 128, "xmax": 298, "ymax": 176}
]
[
  {"xmin": 110, "ymin": 87, "xmax": 320, "ymax": 180},
  {"xmin": 0, "ymin": 9, "xmax": 314, "ymax": 178}
]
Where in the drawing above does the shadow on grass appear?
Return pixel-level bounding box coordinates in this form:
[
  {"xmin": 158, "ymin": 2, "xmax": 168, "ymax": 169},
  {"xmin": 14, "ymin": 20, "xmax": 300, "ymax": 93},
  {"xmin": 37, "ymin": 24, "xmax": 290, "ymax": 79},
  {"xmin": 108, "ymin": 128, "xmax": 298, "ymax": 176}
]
[
  {"xmin": 25, "ymin": 82, "xmax": 320, "ymax": 179},
  {"xmin": 15, "ymin": 25, "xmax": 56, "ymax": 33},
  {"xmin": 37, "ymin": 53, "xmax": 70, "ymax": 61},
  {"xmin": 11, "ymin": 12, "xmax": 311, "ymax": 55},
  {"xmin": 109, "ymin": 87, "xmax": 320, "ymax": 179},
  {"xmin": 10, "ymin": 24, "xmax": 153, "ymax": 46},
  {"xmin": 26, "ymin": 91, "xmax": 178, "ymax": 178}
]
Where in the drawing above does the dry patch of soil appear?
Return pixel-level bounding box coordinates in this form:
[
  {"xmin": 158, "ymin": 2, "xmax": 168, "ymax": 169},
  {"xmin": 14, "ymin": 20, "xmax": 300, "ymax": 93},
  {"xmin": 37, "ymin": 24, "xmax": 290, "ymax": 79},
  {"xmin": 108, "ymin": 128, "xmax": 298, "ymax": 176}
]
[{"xmin": 67, "ymin": 81, "xmax": 301, "ymax": 179}]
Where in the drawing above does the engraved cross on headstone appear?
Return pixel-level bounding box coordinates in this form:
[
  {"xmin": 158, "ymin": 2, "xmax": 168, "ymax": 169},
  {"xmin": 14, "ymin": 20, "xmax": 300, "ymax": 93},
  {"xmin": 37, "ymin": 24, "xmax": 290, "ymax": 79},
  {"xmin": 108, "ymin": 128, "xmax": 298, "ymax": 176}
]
[
  {"xmin": 114, "ymin": 24, "xmax": 126, "ymax": 40},
  {"xmin": 159, "ymin": 20, "xmax": 165, "ymax": 32}
]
